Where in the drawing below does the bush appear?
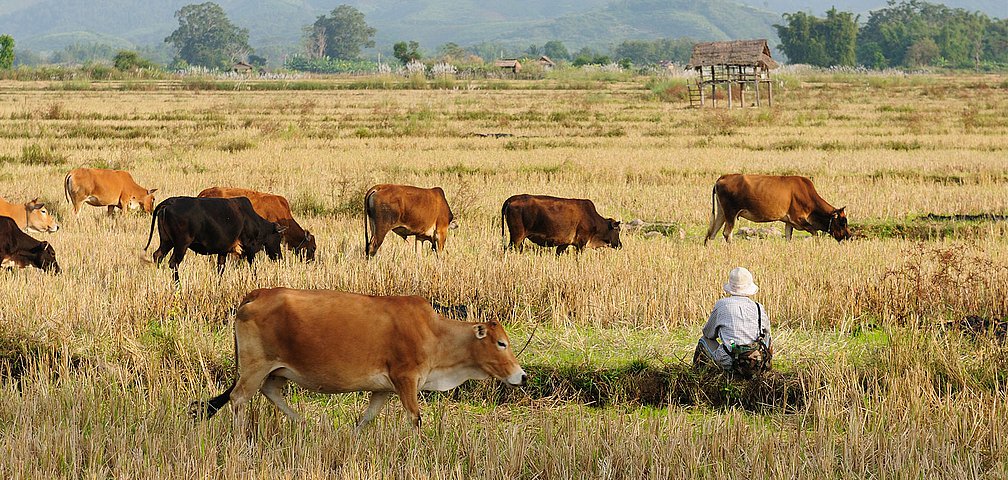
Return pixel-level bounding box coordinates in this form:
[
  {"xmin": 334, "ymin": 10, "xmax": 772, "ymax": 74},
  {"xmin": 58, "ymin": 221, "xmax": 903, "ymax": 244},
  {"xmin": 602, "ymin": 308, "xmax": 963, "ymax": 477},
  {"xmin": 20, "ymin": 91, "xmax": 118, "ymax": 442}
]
[
  {"xmin": 285, "ymin": 55, "xmax": 376, "ymax": 74},
  {"xmin": 113, "ymin": 51, "xmax": 156, "ymax": 71}
]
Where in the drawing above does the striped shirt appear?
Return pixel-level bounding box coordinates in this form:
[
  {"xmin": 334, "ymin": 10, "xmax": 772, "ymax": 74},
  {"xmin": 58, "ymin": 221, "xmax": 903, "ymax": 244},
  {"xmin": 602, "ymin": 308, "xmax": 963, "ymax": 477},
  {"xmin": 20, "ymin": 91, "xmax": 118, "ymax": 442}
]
[{"xmin": 702, "ymin": 296, "xmax": 771, "ymax": 366}]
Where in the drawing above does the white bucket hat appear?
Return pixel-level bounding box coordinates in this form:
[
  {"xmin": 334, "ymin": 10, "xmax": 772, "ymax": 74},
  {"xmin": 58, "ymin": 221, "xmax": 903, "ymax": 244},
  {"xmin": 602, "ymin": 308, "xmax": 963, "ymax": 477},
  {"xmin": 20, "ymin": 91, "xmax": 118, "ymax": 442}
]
[{"xmin": 723, "ymin": 267, "xmax": 759, "ymax": 296}]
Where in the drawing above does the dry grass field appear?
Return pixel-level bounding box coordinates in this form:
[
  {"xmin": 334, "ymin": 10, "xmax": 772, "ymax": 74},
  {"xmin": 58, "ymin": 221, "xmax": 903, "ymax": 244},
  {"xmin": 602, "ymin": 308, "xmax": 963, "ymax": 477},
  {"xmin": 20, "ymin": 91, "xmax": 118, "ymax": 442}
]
[{"xmin": 0, "ymin": 71, "xmax": 1007, "ymax": 478}]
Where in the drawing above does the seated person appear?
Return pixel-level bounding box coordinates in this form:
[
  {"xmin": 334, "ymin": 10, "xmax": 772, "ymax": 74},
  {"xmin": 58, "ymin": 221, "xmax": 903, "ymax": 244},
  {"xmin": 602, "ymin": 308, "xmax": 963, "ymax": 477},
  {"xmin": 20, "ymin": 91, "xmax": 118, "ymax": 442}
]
[{"xmin": 693, "ymin": 267, "xmax": 772, "ymax": 378}]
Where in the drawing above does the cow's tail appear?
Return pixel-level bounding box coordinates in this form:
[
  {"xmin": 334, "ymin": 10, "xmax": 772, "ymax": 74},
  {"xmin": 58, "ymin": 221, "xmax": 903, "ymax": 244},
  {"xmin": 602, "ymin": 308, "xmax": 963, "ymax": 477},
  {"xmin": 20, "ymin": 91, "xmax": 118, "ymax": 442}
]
[
  {"xmin": 144, "ymin": 200, "xmax": 168, "ymax": 252},
  {"xmin": 63, "ymin": 172, "xmax": 73, "ymax": 206},
  {"xmin": 363, "ymin": 187, "xmax": 377, "ymax": 257},
  {"xmin": 500, "ymin": 198, "xmax": 509, "ymax": 250},
  {"xmin": 190, "ymin": 329, "xmax": 238, "ymax": 420},
  {"xmin": 711, "ymin": 184, "xmax": 717, "ymax": 219}
]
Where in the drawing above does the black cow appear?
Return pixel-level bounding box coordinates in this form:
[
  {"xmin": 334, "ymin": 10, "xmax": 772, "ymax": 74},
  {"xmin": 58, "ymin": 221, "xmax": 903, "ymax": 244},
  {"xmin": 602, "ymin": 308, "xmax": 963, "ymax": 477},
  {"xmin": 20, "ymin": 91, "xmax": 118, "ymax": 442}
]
[
  {"xmin": 145, "ymin": 196, "xmax": 283, "ymax": 283},
  {"xmin": 0, "ymin": 216, "xmax": 59, "ymax": 273}
]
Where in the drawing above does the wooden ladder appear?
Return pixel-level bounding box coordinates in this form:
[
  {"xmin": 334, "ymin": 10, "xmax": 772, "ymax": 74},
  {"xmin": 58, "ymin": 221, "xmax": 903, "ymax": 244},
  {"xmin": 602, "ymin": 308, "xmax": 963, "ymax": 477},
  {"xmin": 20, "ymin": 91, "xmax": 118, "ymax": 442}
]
[{"xmin": 687, "ymin": 81, "xmax": 704, "ymax": 108}]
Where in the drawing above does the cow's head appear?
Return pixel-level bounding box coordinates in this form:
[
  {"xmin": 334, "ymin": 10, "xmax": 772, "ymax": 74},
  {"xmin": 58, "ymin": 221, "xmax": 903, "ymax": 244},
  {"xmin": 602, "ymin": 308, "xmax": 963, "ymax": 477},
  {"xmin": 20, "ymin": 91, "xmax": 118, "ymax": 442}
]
[
  {"xmin": 296, "ymin": 230, "xmax": 317, "ymax": 261},
  {"xmin": 130, "ymin": 189, "xmax": 158, "ymax": 213},
  {"xmin": 31, "ymin": 241, "xmax": 60, "ymax": 274},
  {"xmin": 470, "ymin": 321, "xmax": 526, "ymax": 387},
  {"xmin": 600, "ymin": 218, "xmax": 622, "ymax": 249},
  {"xmin": 25, "ymin": 199, "xmax": 59, "ymax": 233},
  {"xmin": 262, "ymin": 223, "xmax": 285, "ymax": 261},
  {"xmin": 828, "ymin": 207, "xmax": 850, "ymax": 242}
]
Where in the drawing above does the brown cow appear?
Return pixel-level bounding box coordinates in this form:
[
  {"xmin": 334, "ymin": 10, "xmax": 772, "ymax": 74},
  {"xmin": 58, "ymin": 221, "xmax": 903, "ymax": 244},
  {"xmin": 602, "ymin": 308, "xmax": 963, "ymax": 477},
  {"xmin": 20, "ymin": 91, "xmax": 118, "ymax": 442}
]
[
  {"xmin": 197, "ymin": 187, "xmax": 316, "ymax": 261},
  {"xmin": 364, "ymin": 184, "xmax": 457, "ymax": 257},
  {"xmin": 0, "ymin": 216, "xmax": 59, "ymax": 273},
  {"xmin": 64, "ymin": 168, "xmax": 157, "ymax": 216},
  {"xmin": 704, "ymin": 174, "xmax": 850, "ymax": 244},
  {"xmin": 0, "ymin": 197, "xmax": 59, "ymax": 233},
  {"xmin": 190, "ymin": 288, "xmax": 526, "ymax": 431},
  {"xmin": 502, "ymin": 194, "xmax": 622, "ymax": 255}
]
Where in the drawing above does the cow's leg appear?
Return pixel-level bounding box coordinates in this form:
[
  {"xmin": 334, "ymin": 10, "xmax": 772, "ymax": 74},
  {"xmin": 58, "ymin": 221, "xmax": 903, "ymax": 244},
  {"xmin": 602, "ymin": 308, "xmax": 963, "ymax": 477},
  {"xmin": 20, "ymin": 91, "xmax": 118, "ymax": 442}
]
[
  {"xmin": 367, "ymin": 224, "xmax": 393, "ymax": 257},
  {"xmin": 167, "ymin": 245, "xmax": 188, "ymax": 284},
  {"xmin": 107, "ymin": 205, "xmax": 118, "ymax": 216},
  {"xmin": 260, "ymin": 375, "xmax": 301, "ymax": 422},
  {"xmin": 152, "ymin": 245, "xmax": 171, "ymax": 266},
  {"xmin": 354, "ymin": 391, "xmax": 393, "ymax": 432},
  {"xmin": 228, "ymin": 364, "xmax": 273, "ymax": 432},
  {"xmin": 705, "ymin": 205, "xmax": 727, "ymax": 245},
  {"xmin": 784, "ymin": 223, "xmax": 794, "ymax": 241},
  {"xmin": 722, "ymin": 210, "xmax": 740, "ymax": 243},
  {"xmin": 392, "ymin": 376, "xmax": 422, "ymax": 428},
  {"xmin": 556, "ymin": 245, "xmax": 569, "ymax": 255},
  {"xmin": 216, "ymin": 254, "xmax": 228, "ymax": 276}
]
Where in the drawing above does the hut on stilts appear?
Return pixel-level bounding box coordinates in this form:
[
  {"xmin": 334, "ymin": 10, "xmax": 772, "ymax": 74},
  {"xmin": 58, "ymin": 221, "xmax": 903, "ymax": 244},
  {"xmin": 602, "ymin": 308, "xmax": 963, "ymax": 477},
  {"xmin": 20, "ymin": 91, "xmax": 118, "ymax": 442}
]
[{"xmin": 686, "ymin": 39, "xmax": 777, "ymax": 108}]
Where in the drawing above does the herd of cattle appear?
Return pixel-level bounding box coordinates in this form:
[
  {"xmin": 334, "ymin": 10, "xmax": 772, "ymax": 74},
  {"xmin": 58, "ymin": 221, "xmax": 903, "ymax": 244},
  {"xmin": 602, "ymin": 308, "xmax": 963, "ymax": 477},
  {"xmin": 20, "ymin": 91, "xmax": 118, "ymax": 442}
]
[{"xmin": 0, "ymin": 167, "xmax": 850, "ymax": 428}]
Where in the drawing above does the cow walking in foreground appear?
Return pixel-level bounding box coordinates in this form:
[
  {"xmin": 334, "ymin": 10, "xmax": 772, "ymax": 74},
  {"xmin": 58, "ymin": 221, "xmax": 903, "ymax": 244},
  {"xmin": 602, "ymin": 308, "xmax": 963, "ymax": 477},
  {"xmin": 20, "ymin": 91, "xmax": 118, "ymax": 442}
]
[
  {"xmin": 65, "ymin": 168, "xmax": 157, "ymax": 216},
  {"xmin": 502, "ymin": 194, "xmax": 622, "ymax": 254},
  {"xmin": 0, "ymin": 217, "xmax": 59, "ymax": 273},
  {"xmin": 0, "ymin": 197, "xmax": 59, "ymax": 234},
  {"xmin": 191, "ymin": 288, "xmax": 526, "ymax": 430},
  {"xmin": 198, "ymin": 187, "xmax": 316, "ymax": 261},
  {"xmin": 145, "ymin": 196, "xmax": 283, "ymax": 283},
  {"xmin": 704, "ymin": 174, "xmax": 851, "ymax": 244},
  {"xmin": 364, "ymin": 184, "xmax": 457, "ymax": 257}
]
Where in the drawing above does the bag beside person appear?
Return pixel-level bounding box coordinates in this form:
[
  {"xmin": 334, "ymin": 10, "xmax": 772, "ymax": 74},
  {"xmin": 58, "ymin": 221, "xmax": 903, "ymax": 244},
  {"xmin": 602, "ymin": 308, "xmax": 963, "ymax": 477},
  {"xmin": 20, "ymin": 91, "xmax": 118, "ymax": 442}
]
[{"xmin": 727, "ymin": 304, "xmax": 772, "ymax": 379}]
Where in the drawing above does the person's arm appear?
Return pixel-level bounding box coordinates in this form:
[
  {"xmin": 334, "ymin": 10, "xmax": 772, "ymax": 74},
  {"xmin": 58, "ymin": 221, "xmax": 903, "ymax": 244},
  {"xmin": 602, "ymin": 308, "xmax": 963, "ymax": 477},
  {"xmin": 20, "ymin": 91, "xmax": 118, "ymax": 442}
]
[{"xmin": 703, "ymin": 303, "xmax": 720, "ymax": 339}]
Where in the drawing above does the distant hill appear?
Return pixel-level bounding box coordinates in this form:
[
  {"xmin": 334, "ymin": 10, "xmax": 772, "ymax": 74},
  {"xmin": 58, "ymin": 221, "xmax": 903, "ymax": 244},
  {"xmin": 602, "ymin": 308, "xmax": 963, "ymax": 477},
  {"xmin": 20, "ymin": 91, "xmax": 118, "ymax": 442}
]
[
  {"xmin": 743, "ymin": 0, "xmax": 1004, "ymax": 16},
  {"xmin": 5, "ymin": 0, "xmax": 995, "ymax": 59},
  {"xmin": 508, "ymin": 0, "xmax": 782, "ymax": 49}
]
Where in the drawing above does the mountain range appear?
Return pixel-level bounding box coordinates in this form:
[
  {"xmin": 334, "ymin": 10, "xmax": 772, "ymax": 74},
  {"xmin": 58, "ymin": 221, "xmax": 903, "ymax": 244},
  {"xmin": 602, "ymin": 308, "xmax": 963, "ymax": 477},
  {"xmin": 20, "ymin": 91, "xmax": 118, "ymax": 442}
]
[{"xmin": 0, "ymin": 0, "xmax": 1001, "ymax": 55}]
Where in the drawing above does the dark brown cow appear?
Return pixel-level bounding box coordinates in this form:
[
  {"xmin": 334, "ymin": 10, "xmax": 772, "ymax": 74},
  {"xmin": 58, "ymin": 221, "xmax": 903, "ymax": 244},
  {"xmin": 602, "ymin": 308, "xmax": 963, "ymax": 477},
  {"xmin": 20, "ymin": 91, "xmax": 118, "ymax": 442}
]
[
  {"xmin": 704, "ymin": 174, "xmax": 850, "ymax": 244},
  {"xmin": 197, "ymin": 187, "xmax": 316, "ymax": 261},
  {"xmin": 364, "ymin": 184, "xmax": 457, "ymax": 257},
  {"xmin": 0, "ymin": 216, "xmax": 59, "ymax": 273},
  {"xmin": 502, "ymin": 194, "xmax": 622, "ymax": 255},
  {"xmin": 191, "ymin": 288, "xmax": 526, "ymax": 431}
]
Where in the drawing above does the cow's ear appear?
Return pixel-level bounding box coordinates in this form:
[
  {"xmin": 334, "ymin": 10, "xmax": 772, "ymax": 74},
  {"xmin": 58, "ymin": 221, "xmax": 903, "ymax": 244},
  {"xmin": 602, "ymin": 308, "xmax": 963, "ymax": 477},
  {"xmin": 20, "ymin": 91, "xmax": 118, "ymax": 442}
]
[
  {"xmin": 148, "ymin": 189, "xmax": 158, "ymax": 194},
  {"xmin": 30, "ymin": 202, "xmax": 45, "ymax": 210},
  {"xmin": 473, "ymin": 324, "xmax": 487, "ymax": 339}
]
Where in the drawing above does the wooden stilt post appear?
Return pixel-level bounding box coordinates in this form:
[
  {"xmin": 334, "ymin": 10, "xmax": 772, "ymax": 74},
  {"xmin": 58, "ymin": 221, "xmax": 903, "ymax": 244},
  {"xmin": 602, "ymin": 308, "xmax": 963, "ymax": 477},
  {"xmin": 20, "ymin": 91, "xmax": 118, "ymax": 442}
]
[
  {"xmin": 768, "ymin": 80, "xmax": 773, "ymax": 107},
  {"xmin": 755, "ymin": 78, "xmax": 760, "ymax": 107}
]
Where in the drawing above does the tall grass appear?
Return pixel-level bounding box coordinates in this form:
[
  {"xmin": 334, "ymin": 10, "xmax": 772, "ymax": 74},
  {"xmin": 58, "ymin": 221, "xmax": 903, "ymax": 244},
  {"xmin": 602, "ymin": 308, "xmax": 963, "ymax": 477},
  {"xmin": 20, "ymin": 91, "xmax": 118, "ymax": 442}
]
[{"xmin": 0, "ymin": 72, "xmax": 1006, "ymax": 477}]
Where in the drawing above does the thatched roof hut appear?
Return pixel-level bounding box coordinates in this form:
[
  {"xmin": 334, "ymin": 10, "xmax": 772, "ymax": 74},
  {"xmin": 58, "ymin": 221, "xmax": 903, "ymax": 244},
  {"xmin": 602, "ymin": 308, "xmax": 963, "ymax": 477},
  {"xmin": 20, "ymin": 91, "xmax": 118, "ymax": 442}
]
[
  {"xmin": 493, "ymin": 59, "xmax": 522, "ymax": 73},
  {"xmin": 686, "ymin": 39, "xmax": 778, "ymax": 70}
]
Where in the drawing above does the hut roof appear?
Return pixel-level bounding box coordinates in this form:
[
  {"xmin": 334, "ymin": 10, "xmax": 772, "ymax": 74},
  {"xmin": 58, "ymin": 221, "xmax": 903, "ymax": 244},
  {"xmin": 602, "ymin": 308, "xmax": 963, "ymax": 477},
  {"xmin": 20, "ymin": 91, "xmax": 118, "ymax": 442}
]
[
  {"xmin": 538, "ymin": 55, "xmax": 555, "ymax": 67},
  {"xmin": 494, "ymin": 59, "xmax": 521, "ymax": 68},
  {"xmin": 686, "ymin": 39, "xmax": 778, "ymax": 69}
]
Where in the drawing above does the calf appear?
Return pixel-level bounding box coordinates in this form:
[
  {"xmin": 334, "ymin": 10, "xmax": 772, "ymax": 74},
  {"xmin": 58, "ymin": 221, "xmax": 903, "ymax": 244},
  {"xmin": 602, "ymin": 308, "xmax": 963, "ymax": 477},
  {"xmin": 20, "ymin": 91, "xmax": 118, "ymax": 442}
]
[
  {"xmin": 502, "ymin": 194, "xmax": 622, "ymax": 255},
  {"xmin": 145, "ymin": 196, "xmax": 283, "ymax": 283},
  {"xmin": 0, "ymin": 217, "xmax": 59, "ymax": 273}
]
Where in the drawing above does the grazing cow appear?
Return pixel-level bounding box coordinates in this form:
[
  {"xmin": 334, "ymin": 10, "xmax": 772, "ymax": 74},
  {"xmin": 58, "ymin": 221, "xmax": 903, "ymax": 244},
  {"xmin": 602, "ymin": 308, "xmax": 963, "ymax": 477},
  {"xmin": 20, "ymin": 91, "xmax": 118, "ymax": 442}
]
[
  {"xmin": 364, "ymin": 184, "xmax": 457, "ymax": 257},
  {"xmin": 144, "ymin": 196, "xmax": 283, "ymax": 283},
  {"xmin": 502, "ymin": 194, "xmax": 622, "ymax": 255},
  {"xmin": 704, "ymin": 174, "xmax": 851, "ymax": 244},
  {"xmin": 0, "ymin": 197, "xmax": 59, "ymax": 233},
  {"xmin": 191, "ymin": 288, "xmax": 526, "ymax": 430},
  {"xmin": 65, "ymin": 168, "xmax": 157, "ymax": 216},
  {"xmin": 0, "ymin": 217, "xmax": 59, "ymax": 273},
  {"xmin": 197, "ymin": 187, "xmax": 316, "ymax": 261}
]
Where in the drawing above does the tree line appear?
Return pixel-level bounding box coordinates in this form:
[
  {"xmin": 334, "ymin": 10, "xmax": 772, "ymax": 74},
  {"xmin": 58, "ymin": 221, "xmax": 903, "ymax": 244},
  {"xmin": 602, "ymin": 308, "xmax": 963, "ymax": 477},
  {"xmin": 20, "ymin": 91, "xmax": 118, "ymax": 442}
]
[
  {"xmin": 775, "ymin": 0, "xmax": 1008, "ymax": 69},
  {"xmin": 2, "ymin": 0, "xmax": 1005, "ymax": 73}
]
